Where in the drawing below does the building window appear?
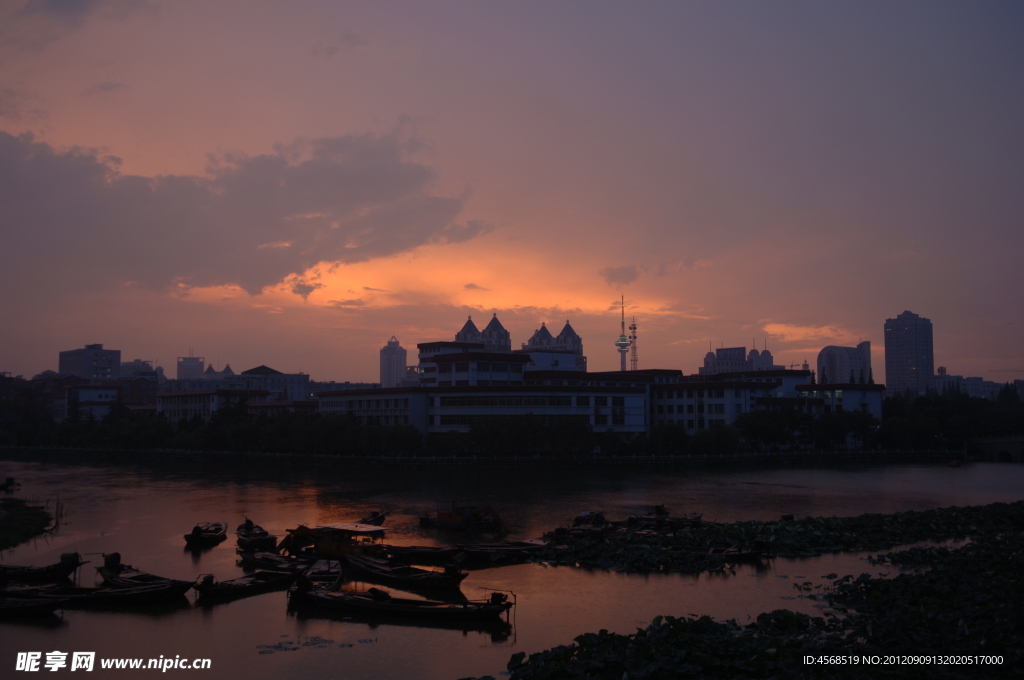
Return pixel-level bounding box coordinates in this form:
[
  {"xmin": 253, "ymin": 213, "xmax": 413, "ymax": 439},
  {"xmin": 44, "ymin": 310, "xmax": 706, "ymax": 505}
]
[
  {"xmin": 477, "ymin": 362, "xmax": 490, "ymax": 371},
  {"xmin": 492, "ymin": 363, "xmax": 508, "ymax": 372},
  {"xmin": 439, "ymin": 381, "xmax": 451, "ymax": 387},
  {"xmin": 576, "ymin": 396, "xmax": 590, "ymax": 406},
  {"xmin": 455, "ymin": 362, "xmax": 469, "ymax": 372},
  {"xmin": 657, "ymin": 405, "xmax": 664, "ymax": 414},
  {"xmin": 594, "ymin": 396, "xmax": 608, "ymax": 407},
  {"xmin": 612, "ymin": 396, "xmax": 624, "ymax": 407},
  {"xmin": 438, "ymin": 364, "xmax": 452, "ymax": 374},
  {"xmin": 612, "ymin": 414, "xmax": 624, "ymax": 426},
  {"xmin": 477, "ymin": 380, "xmax": 490, "ymax": 386},
  {"xmin": 666, "ymin": 405, "xmax": 674, "ymax": 414},
  {"xmin": 455, "ymin": 380, "xmax": 469, "ymax": 386}
]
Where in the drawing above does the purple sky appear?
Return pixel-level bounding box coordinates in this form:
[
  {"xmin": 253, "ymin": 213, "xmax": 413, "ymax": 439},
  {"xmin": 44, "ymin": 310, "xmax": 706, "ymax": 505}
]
[{"xmin": 1, "ymin": 1, "xmax": 1022, "ymax": 383}]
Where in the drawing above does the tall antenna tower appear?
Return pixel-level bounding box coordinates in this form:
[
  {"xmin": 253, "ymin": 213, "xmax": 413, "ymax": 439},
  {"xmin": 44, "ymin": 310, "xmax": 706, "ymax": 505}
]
[
  {"xmin": 615, "ymin": 295, "xmax": 631, "ymax": 371},
  {"xmin": 629, "ymin": 315, "xmax": 638, "ymax": 371}
]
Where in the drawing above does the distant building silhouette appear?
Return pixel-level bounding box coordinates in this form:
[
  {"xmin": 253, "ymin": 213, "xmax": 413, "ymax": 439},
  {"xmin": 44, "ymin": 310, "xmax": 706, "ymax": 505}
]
[
  {"xmin": 59, "ymin": 344, "xmax": 121, "ymax": 380},
  {"xmin": 380, "ymin": 336, "xmax": 407, "ymax": 388},
  {"xmin": 884, "ymin": 311, "xmax": 934, "ymax": 396},
  {"xmin": 817, "ymin": 342, "xmax": 871, "ymax": 385},
  {"xmin": 176, "ymin": 355, "xmax": 205, "ymax": 380},
  {"xmin": 698, "ymin": 347, "xmax": 782, "ymax": 375}
]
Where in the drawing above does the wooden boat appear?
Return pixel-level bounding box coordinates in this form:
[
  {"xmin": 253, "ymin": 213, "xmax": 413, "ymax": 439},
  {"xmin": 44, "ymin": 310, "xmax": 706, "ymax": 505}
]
[
  {"xmin": 236, "ymin": 519, "xmax": 277, "ymax": 551},
  {"xmin": 358, "ymin": 510, "xmax": 389, "ymax": 526},
  {"xmin": 0, "ymin": 597, "xmax": 67, "ymax": 617},
  {"xmin": 0, "ymin": 552, "xmax": 85, "ymax": 583},
  {"xmin": 194, "ymin": 570, "xmax": 295, "ymax": 601},
  {"xmin": 344, "ymin": 554, "xmax": 468, "ymax": 590},
  {"xmin": 184, "ymin": 522, "xmax": 228, "ymax": 546},
  {"xmin": 236, "ymin": 550, "xmax": 315, "ymax": 573},
  {"xmin": 96, "ymin": 553, "xmax": 194, "ymax": 591},
  {"xmin": 277, "ymin": 523, "xmax": 385, "ymax": 558},
  {"xmin": 5, "ymin": 582, "xmax": 192, "ymax": 606},
  {"xmin": 294, "ymin": 587, "xmax": 512, "ymax": 622},
  {"xmin": 420, "ymin": 502, "xmax": 510, "ymax": 535}
]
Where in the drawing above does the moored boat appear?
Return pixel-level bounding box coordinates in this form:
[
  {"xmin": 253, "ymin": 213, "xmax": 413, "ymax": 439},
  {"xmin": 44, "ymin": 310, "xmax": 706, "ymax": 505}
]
[
  {"xmin": 344, "ymin": 554, "xmax": 468, "ymax": 590},
  {"xmin": 236, "ymin": 550, "xmax": 315, "ymax": 573},
  {"xmin": 96, "ymin": 553, "xmax": 194, "ymax": 592},
  {"xmin": 277, "ymin": 523, "xmax": 385, "ymax": 558},
  {"xmin": 358, "ymin": 510, "xmax": 389, "ymax": 526},
  {"xmin": 184, "ymin": 522, "xmax": 228, "ymax": 546},
  {"xmin": 235, "ymin": 519, "xmax": 277, "ymax": 551},
  {"xmin": 0, "ymin": 552, "xmax": 85, "ymax": 584},
  {"xmin": 293, "ymin": 586, "xmax": 512, "ymax": 622},
  {"xmin": 4, "ymin": 581, "xmax": 192, "ymax": 606},
  {"xmin": 194, "ymin": 570, "xmax": 295, "ymax": 601}
]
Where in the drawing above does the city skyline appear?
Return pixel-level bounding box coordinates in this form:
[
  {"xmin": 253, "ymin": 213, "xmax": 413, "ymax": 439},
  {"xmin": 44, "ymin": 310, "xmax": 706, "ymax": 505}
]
[{"xmin": 1, "ymin": 2, "xmax": 1022, "ymax": 383}]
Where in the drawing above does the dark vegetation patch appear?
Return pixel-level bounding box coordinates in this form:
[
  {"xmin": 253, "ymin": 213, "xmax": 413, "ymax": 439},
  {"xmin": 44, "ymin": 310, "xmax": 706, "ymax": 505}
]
[
  {"xmin": 0, "ymin": 497, "xmax": 52, "ymax": 551},
  {"xmin": 536, "ymin": 501, "xmax": 1024, "ymax": 574}
]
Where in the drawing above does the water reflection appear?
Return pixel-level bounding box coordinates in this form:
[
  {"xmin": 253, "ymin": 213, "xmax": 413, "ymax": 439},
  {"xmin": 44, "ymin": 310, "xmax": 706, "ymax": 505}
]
[{"xmin": 1, "ymin": 454, "xmax": 1022, "ymax": 680}]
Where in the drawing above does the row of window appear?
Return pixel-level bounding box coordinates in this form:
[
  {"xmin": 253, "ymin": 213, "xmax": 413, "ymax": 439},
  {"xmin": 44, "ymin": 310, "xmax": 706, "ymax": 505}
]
[
  {"xmin": 437, "ymin": 395, "xmax": 627, "ymax": 408},
  {"xmin": 437, "ymin": 362, "xmax": 524, "ymax": 374},
  {"xmin": 656, "ymin": 403, "xmax": 729, "ymax": 415},
  {"xmin": 433, "ymin": 414, "xmax": 623, "ymax": 427}
]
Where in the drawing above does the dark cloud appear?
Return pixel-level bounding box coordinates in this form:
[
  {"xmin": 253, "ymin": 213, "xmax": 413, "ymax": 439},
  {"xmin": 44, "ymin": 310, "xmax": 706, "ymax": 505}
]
[
  {"xmin": 463, "ymin": 283, "xmax": 489, "ymax": 291},
  {"xmin": 328, "ymin": 299, "xmax": 366, "ymax": 308},
  {"xmin": 290, "ymin": 282, "xmax": 323, "ymax": 299},
  {"xmin": 0, "ymin": 131, "xmax": 487, "ymax": 297},
  {"xmin": 4, "ymin": 0, "xmax": 151, "ymax": 51},
  {"xmin": 0, "ymin": 85, "xmax": 46, "ymax": 122},
  {"xmin": 80, "ymin": 81, "xmax": 127, "ymax": 98},
  {"xmin": 599, "ymin": 265, "xmax": 638, "ymax": 287},
  {"xmin": 363, "ymin": 286, "xmax": 388, "ymax": 292}
]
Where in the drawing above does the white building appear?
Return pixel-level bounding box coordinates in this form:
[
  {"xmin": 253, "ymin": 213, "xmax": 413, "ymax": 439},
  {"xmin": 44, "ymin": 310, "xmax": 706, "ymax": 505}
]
[
  {"xmin": 380, "ymin": 336, "xmax": 408, "ymax": 388},
  {"xmin": 817, "ymin": 341, "xmax": 871, "ymax": 385},
  {"xmin": 177, "ymin": 356, "xmax": 205, "ymax": 380}
]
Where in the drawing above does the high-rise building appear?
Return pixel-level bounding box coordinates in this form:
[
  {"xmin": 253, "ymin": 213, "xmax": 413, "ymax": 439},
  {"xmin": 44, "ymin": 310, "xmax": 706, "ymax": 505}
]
[
  {"xmin": 177, "ymin": 356, "xmax": 205, "ymax": 380},
  {"xmin": 380, "ymin": 337, "xmax": 407, "ymax": 388},
  {"xmin": 884, "ymin": 311, "xmax": 934, "ymax": 396},
  {"xmin": 817, "ymin": 341, "xmax": 871, "ymax": 384},
  {"xmin": 58, "ymin": 344, "xmax": 121, "ymax": 380}
]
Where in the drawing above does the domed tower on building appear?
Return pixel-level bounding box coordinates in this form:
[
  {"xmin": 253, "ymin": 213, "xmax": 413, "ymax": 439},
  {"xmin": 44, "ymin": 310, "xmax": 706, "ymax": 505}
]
[
  {"xmin": 482, "ymin": 313, "xmax": 511, "ymax": 351},
  {"xmin": 454, "ymin": 316, "xmax": 483, "ymax": 344}
]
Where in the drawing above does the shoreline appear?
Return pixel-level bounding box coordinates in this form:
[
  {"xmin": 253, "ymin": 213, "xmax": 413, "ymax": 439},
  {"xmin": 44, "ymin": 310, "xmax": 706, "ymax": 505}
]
[
  {"xmin": 0, "ymin": 497, "xmax": 53, "ymax": 552},
  {"xmin": 0, "ymin": 444, "xmax": 971, "ymax": 469}
]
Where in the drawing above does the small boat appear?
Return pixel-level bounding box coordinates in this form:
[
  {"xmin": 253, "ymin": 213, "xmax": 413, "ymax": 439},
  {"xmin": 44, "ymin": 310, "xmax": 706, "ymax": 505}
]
[
  {"xmin": 0, "ymin": 597, "xmax": 67, "ymax": 617},
  {"xmin": 358, "ymin": 510, "xmax": 389, "ymax": 526},
  {"xmin": 236, "ymin": 551, "xmax": 315, "ymax": 573},
  {"xmin": 5, "ymin": 582, "xmax": 192, "ymax": 606},
  {"xmin": 194, "ymin": 570, "xmax": 296, "ymax": 601},
  {"xmin": 293, "ymin": 587, "xmax": 512, "ymax": 622},
  {"xmin": 345, "ymin": 554, "xmax": 468, "ymax": 590},
  {"xmin": 236, "ymin": 519, "xmax": 277, "ymax": 551},
  {"xmin": 184, "ymin": 522, "xmax": 228, "ymax": 546},
  {"xmin": 0, "ymin": 552, "xmax": 85, "ymax": 584},
  {"xmin": 96, "ymin": 553, "xmax": 194, "ymax": 592}
]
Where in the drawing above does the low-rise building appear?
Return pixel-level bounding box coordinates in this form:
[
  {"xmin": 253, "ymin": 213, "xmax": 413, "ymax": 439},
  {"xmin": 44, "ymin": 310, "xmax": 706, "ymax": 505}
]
[{"xmin": 157, "ymin": 389, "xmax": 269, "ymax": 423}]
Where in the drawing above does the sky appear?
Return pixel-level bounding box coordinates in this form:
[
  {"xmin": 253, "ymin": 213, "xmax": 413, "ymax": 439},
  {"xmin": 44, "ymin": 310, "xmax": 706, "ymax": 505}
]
[{"xmin": 1, "ymin": 0, "xmax": 1022, "ymax": 383}]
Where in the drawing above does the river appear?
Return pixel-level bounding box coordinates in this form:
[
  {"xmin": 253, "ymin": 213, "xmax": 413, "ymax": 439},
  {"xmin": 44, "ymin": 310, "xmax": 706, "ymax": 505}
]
[{"xmin": 2, "ymin": 453, "xmax": 1022, "ymax": 679}]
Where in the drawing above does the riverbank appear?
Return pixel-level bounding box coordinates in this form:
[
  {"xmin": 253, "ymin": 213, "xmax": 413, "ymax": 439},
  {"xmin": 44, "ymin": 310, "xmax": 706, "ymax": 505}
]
[
  {"xmin": 470, "ymin": 530, "xmax": 1024, "ymax": 680},
  {"xmin": 0, "ymin": 497, "xmax": 52, "ymax": 551},
  {"xmin": 0, "ymin": 444, "xmax": 967, "ymax": 470},
  {"xmin": 534, "ymin": 500, "xmax": 1024, "ymax": 574}
]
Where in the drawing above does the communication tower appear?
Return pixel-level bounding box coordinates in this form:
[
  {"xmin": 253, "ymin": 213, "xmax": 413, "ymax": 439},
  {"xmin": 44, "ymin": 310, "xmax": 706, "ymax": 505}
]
[
  {"xmin": 615, "ymin": 296, "xmax": 631, "ymax": 371},
  {"xmin": 629, "ymin": 316, "xmax": 638, "ymax": 371}
]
